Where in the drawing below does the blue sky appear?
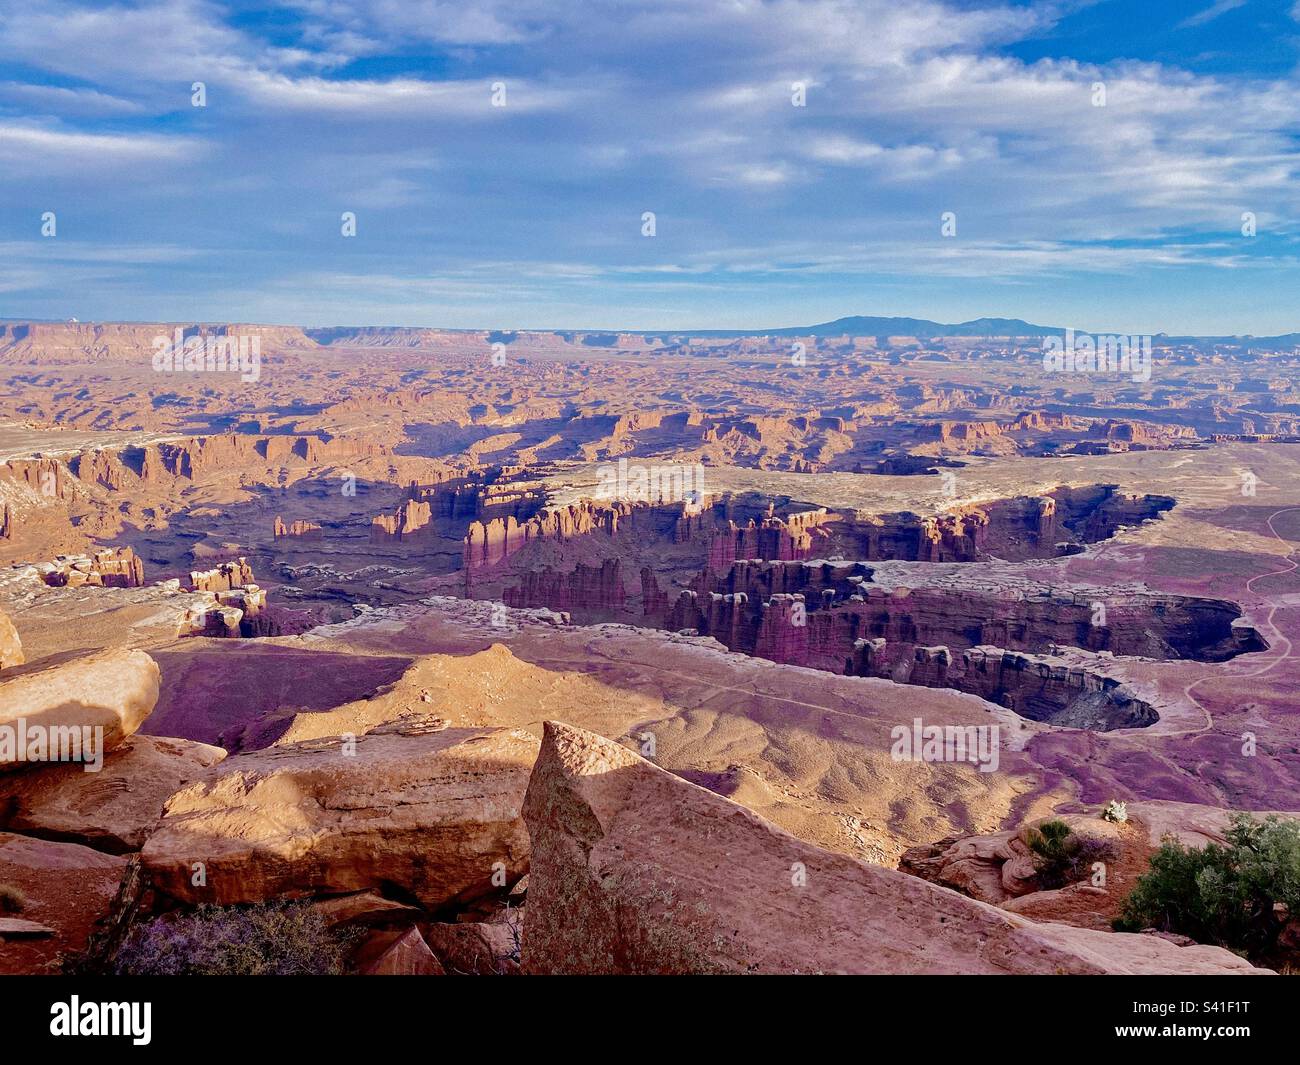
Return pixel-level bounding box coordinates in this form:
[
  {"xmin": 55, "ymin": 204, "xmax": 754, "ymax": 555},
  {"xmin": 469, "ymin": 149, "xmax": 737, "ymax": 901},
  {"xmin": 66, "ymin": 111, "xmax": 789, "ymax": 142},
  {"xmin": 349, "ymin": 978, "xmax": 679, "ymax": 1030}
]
[{"xmin": 2, "ymin": 0, "xmax": 1300, "ymax": 333}]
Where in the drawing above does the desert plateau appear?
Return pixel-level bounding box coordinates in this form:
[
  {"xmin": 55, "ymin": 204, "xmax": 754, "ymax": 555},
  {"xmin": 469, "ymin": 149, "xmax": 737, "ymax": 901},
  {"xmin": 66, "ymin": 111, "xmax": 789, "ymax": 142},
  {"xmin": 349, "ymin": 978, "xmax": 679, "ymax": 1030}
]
[{"xmin": 0, "ymin": 319, "xmax": 1297, "ymax": 981}]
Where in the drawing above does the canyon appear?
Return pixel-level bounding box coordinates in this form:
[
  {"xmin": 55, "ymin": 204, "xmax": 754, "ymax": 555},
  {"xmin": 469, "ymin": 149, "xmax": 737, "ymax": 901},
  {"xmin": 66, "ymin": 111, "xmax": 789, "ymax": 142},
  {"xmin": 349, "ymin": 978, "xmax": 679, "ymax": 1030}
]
[{"xmin": 0, "ymin": 320, "xmax": 1297, "ymax": 977}]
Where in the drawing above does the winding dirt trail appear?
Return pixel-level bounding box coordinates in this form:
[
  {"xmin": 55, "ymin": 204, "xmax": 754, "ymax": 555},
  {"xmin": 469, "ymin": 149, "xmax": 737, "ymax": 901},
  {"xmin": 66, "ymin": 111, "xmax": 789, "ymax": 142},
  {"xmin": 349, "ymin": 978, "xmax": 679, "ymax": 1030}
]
[{"xmin": 1160, "ymin": 506, "xmax": 1300, "ymax": 739}]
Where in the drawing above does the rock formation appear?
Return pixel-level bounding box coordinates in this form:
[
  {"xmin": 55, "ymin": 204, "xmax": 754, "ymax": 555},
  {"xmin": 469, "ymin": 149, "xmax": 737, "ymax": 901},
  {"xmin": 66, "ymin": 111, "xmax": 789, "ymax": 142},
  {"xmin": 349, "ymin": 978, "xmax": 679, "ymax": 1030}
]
[
  {"xmin": 0, "ymin": 832, "xmax": 127, "ymax": 975},
  {"xmin": 370, "ymin": 498, "xmax": 433, "ymax": 541},
  {"xmin": 520, "ymin": 722, "xmax": 1265, "ymax": 974},
  {"xmin": 0, "ymin": 608, "xmax": 22, "ymax": 669},
  {"xmin": 463, "ymin": 501, "xmax": 630, "ymax": 573},
  {"xmin": 704, "ymin": 510, "xmax": 831, "ymax": 571},
  {"xmin": 357, "ymin": 926, "xmax": 445, "ymax": 975},
  {"xmin": 273, "ymin": 516, "xmax": 323, "ymax": 540},
  {"xmin": 189, "ymin": 558, "xmax": 255, "ymax": 592},
  {"xmin": 181, "ymin": 581, "xmax": 310, "ymax": 639},
  {"xmin": 0, "ymin": 650, "xmax": 161, "ymax": 773},
  {"xmin": 640, "ymin": 567, "xmax": 667, "ymax": 615},
  {"xmin": 41, "ymin": 546, "xmax": 146, "ymax": 588},
  {"xmin": 142, "ymin": 721, "xmax": 536, "ymax": 908},
  {"xmin": 0, "ymin": 736, "xmax": 226, "ymax": 853},
  {"xmin": 503, "ymin": 559, "xmax": 626, "ymax": 613}
]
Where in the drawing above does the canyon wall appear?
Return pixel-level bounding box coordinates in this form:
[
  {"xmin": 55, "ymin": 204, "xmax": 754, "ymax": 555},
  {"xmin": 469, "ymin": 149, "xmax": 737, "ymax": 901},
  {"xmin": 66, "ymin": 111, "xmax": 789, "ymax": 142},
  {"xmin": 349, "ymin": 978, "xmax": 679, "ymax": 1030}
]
[
  {"xmin": 666, "ymin": 558, "xmax": 1262, "ymax": 729},
  {"xmin": 462, "ymin": 500, "xmax": 633, "ymax": 574},
  {"xmin": 503, "ymin": 559, "xmax": 626, "ymax": 613}
]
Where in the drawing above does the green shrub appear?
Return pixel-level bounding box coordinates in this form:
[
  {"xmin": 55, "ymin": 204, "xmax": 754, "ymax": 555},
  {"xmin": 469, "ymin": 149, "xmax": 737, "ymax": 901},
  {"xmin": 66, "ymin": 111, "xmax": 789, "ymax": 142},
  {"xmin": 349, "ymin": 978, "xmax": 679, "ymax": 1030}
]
[
  {"xmin": 1021, "ymin": 819, "xmax": 1118, "ymax": 890},
  {"xmin": 113, "ymin": 901, "xmax": 360, "ymax": 975},
  {"xmin": 1115, "ymin": 813, "xmax": 1300, "ymax": 962}
]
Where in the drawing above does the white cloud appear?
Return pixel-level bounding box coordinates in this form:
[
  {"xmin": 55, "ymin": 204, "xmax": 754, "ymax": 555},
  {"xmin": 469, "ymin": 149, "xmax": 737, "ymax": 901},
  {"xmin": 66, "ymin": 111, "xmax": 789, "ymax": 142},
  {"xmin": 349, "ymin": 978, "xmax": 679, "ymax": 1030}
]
[
  {"xmin": 3, "ymin": 0, "xmax": 1299, "ymax": 321},
  {"xmin": 0, "ymin": 82, "xmax": 144, "ymax": 115},
  {"xmin": 1178, "ymin": 0, "xmax": 1247, "ymax": 29},
  {"xmin": 238, "ymin": 71, "xmax": 575, "ymax": 115},
  {"xmin": 0, "ymin": 123, "xmax": 202, "ymax": 166}
]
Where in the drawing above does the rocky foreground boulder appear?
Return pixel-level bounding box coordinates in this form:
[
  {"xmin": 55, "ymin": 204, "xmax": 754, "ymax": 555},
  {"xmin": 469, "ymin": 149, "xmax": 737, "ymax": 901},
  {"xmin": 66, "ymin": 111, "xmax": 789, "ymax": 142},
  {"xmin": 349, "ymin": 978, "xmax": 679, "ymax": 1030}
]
[
  {"xmin": 521, "ymin": 722, "xmax": 1267, "ymax": 975},
  {"xmin": 142, "ymin": 719, "xmax": 536, "ymax": 908},
  {"xmin": 0, "ymin": 608, "xmax": 23, "ymax": 669},
  {"xmin": 897, "ymin": 812, "xmax": 1128, "ymax": 905},
  {"xmin": 0, "ymin": 735, "xmax": 226, "ymax": 852},
  {"xmin": 0, "ymin": 649, "xmax": 160, "ymax": 773}
]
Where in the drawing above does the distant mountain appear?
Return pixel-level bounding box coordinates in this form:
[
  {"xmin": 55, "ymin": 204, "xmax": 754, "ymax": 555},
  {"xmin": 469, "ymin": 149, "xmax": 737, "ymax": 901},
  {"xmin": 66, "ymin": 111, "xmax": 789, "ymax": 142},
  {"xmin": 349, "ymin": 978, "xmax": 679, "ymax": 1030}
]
[
  {"xmin": 645, "ymin": 316, "xmax": 1065, "ymax": 339},
  {"xmin": 642, "ymin": 318, "xmax": 1300, "ymax": 343}
]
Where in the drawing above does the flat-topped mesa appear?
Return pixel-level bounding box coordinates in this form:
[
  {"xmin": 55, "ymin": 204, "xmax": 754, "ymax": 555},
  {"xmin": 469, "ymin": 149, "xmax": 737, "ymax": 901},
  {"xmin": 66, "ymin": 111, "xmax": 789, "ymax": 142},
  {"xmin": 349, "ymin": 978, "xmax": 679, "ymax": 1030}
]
[
  {"xmin": 41, "ymin": 547, "xmax": 146, "ymax": 588},
  {"xmin": 370, "ymin": 498, "xmax": 433, "ymax": 542},
  {"xmin": 849, "ymin": 642, "xmax": 1158, "ymax": 731},
  {"xmin": 1088, "ymin": 419, "xmax": 1198, "ymax": 445},
  {"xmin": 668, "ymin": 558, "xmax": 1265, "ymax": 728},
  {"xmin": 0, "ymin": 456, "xmax": 78, "ymax": 502},
  {"xmin": 273, "ymin": 516, "xmax": 323, "ymax": 540},
  {"xmin": 927, "ymin": 419, "xmax": 1004, "ymax": 443},
  {"xmin": 181, "ymin": 582, "xmax": 293, "ymax": 638},
  {"xmin": 923, "ymin": 412, "xmax": 1078, "ymax": 443},
  {"xmin": 68, "ymin": 433, "xmax": 384, "ymax": 489},
  {"xmin": 830, "ymin": 486, "xmax": 1174, "ymax": 563},
  {"xmin": 462, "ymin": 500, "xmax": 632, "ymax": 574},
  {"xmin": 419, "ymin": 468, "xmax": 546, "ymax": 523},
  {"xmin": 676, "ymin": 560, "xmax": 1261, "ymax": 664},
  {"xmin": 849, "ymin": 505, "xmax": 999, "ymax": 562},
  {"xmin": 189, "ymin": 557, "xmax": 255, "ymax": 593},
  {"xmin": 149, "ymin": 433, "xmax": 383, "ymax": 480},
  {"xmin": 1011, "ymin": 410, "xmax": 1075, "ymax": 431},
  {"xmin": 503, "ymin": 558, "xmax": 626, "ymax": 613}
]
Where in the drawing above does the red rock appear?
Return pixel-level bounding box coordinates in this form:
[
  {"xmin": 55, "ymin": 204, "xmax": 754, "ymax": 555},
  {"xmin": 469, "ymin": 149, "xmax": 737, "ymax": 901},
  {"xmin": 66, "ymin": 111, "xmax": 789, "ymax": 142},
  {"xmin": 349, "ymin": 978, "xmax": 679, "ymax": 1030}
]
[
  {"xmin": 0, "ymin": 735, "xmax": 226, "ymax": 853},
  {"xmin": 640, "ymin": 566, "xmax": 667, "ymax": 615},
  {"xmin": 358, "ymin": 926, "xmax": 445, "ymax": 975},
  {"xmin": 422, "ymin": 917, "xmax": 521, "ymax": 974},
  {"xmin": 190, "ymin": 557, "xmax": 255, "ymax": 592},
  {"xmin": 503, "ymin": 558, "xmax": 625, "ymax": 613},
  {"xmin": 0, "ymin": 650, "xmax": 161, "ymax": 774},
  {"xmin": 142, "ymin": 723, "xmax": 536, "ymax": 908},
  {"xmin": 520, "ymin": 722, "xmax": 1266, "ymax": 975},
  {"xmin": 42, "ymin": 546, "xmax": 147, "ymax": 588},
  {"xmin": 0, "ymin": 608, "xmax": 22, "ymax": 669},
  {"xmin": 370, "ymin": 498, "xmax": 433, "ymax": 541},
  {"xmin": 274, "ymin": 516, "xmax": 323, "ymax": 540},
  {"xmin": 0, "ymin": 832, "xmax": 127, "ymax": 975},
  {"xmin": 463, "ymin": 501, "xmax": 630, "ymax": 573}
]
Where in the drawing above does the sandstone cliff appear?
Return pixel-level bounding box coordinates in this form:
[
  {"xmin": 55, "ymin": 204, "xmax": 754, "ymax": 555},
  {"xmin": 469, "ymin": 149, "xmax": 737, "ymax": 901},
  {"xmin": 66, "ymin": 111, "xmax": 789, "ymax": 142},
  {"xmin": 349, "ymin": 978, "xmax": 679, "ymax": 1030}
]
[{"xmin": 520, "ymin": 722, "xmax": 1266, "ymax": 975}]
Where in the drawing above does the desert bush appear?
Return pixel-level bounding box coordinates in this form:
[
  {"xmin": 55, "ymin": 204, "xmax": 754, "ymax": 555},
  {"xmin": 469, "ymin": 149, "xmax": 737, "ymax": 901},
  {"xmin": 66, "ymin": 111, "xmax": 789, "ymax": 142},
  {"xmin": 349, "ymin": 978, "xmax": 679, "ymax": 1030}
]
[
  {"xmin": 1115, "ymin": 813, "xmax": 1300, "ymax": 962},
  {"xmin": 0, "ymin": 883, "xmax": 28, "ymax": 913},
  {"xmin": 113, "ymin": 901, "xmax": 360, "ymax": 976},
  {"xmin": 1021, "ymin": 819, "xmax": 1118, "ymax": 890}
]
